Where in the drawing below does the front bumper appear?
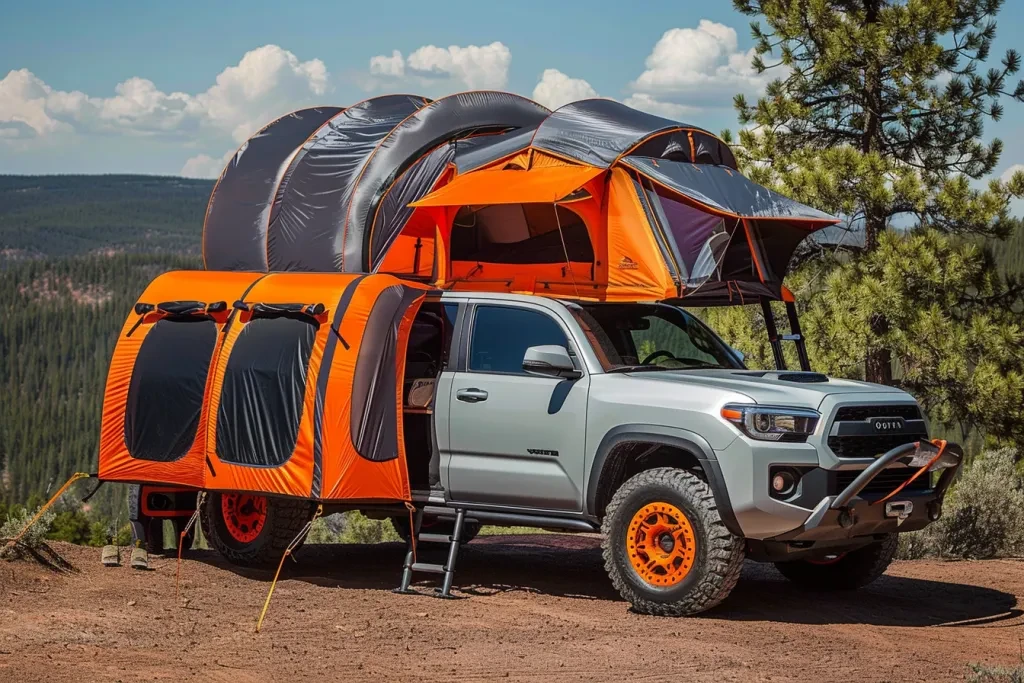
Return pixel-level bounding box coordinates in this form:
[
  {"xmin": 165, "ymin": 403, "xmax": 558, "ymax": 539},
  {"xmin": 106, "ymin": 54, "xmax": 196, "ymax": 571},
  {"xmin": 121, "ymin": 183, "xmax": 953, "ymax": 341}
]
[{"xmin": 768, "ymin": 440, "xmax": 962, "ymax": 544}]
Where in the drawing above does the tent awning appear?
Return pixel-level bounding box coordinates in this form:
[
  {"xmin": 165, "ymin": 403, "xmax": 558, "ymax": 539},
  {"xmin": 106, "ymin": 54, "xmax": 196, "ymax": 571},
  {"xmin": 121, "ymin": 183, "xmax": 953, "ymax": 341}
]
[
  {"xmin": 622, "ymin": 157, "xmax": 839, "ymax": 225},
  {"xmin": 410, "ymin": 165, "xmax": 604, "ymax": 207}
]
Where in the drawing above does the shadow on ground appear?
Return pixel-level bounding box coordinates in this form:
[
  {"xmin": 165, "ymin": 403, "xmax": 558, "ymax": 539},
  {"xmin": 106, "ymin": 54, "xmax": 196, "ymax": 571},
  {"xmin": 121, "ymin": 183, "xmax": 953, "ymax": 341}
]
[{"xmin": 182, "ymin": 534, "xmax": 1021, "ymax": 628}]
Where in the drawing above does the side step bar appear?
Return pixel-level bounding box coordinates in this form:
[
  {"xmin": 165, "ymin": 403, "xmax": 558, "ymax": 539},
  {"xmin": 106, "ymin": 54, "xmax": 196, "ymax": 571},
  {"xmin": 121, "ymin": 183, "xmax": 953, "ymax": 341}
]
[{"xmin": 421, "ymin": 505, "xmax": 598, "ymax": 533}]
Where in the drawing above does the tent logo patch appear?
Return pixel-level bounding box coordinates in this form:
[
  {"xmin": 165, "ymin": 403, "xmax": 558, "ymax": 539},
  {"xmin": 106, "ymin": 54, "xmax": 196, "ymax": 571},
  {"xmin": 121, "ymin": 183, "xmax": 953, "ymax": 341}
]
[{"xmin": 617, "ymin": 256, "xmax": 639, "ymax": 270}]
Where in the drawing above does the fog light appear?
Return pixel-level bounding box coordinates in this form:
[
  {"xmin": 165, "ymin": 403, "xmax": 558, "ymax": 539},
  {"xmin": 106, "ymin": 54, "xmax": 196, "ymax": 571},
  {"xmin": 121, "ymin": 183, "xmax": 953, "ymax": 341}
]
[{"xmin": 769, "ymin": 468, "xmax": 800, "ymax": 498}]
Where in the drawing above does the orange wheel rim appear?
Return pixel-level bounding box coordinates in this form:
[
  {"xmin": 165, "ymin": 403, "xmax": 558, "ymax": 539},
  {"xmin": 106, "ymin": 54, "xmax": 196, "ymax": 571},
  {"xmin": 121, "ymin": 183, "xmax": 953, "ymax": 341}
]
[
  {"xmin": 626, "ymin": 502, "xmax": 697, "ymax": 587},
  {"xmin": 221, "ymin": 493, "xmax": 267, "ymax": 543}
]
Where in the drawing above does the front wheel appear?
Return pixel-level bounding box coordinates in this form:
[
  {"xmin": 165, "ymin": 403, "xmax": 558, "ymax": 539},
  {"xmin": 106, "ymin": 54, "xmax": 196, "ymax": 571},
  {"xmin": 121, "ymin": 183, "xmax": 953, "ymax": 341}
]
[
  {"xmin": 602, "ymin": 468, "xmax": 745, "ymax": 616},
  {"xmin": 200, "ymin": 492, "xmax": 313, "ymax": 567},
  {"xmin": 773, "ymin": 534, "xmax": 898, "ymax": 590}
]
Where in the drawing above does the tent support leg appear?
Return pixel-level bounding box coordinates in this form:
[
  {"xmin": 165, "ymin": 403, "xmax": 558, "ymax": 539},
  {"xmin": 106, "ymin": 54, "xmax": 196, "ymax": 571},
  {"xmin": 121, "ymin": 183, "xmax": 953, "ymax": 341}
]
[
  {"xmin": 785, "ymin": 302, "xmax": 812, "ymax": 371},
  {"xmin": 761, "ymin": 298, "xmax": 786, "ymax": 371}
]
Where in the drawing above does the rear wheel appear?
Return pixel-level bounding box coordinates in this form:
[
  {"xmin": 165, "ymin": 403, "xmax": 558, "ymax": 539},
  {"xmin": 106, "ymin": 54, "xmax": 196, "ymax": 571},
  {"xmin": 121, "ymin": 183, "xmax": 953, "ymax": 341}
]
[
  {"xmin": 200, "ymin": 492, "xmax": 313, "ymax": 567},
  {"xmin": 773, "ymin": 534, "xmax": 898, "ymax": 590},
  {"xmin": 602, "ymin": 468, "xmax": 744, "ymax": 616}
]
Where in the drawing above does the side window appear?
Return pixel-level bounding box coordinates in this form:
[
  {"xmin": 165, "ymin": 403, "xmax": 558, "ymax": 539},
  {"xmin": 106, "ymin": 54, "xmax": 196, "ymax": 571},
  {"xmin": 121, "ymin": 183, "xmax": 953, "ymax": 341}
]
[{"xmin": 469, "ymin": 305, "xmax": 569, "ymax": 374}]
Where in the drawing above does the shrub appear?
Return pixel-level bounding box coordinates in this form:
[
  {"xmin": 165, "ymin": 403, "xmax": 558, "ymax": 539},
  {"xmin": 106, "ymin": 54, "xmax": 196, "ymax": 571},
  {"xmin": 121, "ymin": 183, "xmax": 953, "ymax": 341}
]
[
  {"xmin": 339, "ymin": 511, "xmax": 401, "ymax": 544},
  {"xmin": 967, "ymin": 659, "xmax": 1024, "ymax": 682},
  {"xmin": 897, "ymin": 448, "xmax": 1024, "ymax": 560},
  {"xmin": 0, "ymin": 505, "xmax": 57, "ymax": 559}
]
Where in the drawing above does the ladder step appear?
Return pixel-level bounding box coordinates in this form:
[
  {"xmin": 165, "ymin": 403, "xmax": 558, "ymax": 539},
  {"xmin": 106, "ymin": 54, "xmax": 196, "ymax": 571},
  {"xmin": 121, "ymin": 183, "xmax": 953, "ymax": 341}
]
[
  {"xmin": 418, "ymin": 533, "xmax": 453, "ymax": 544},
  {"xmin": 411, "ymin": 562, "xmax": 446, "ymax": 574}
]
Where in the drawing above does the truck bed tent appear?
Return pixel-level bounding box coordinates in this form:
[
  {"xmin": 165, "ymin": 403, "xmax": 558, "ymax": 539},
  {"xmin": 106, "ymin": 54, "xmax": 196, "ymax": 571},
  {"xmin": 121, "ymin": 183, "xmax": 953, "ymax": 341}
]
[
  {"xmin": 408, "ymin": 99, "xmax": 839, "ymax": 303},
  {"xmin": 201, "ymin": 92, "xmax": 550, "ymax": 275},
  {"xmin": 99, "ymin": 271, "xmax": 428, "ymax": 502}
]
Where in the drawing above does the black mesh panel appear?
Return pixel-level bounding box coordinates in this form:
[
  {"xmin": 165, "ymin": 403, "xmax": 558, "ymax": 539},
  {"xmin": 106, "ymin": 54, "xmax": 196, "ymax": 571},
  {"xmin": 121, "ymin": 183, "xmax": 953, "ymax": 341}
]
[
  {"xmin": 124, "ymin": 319, "xmax": 217, "ymax": 462},
  {"xmin": 216, "ymin": 317, "xmax": 316, "ymax": 467}
]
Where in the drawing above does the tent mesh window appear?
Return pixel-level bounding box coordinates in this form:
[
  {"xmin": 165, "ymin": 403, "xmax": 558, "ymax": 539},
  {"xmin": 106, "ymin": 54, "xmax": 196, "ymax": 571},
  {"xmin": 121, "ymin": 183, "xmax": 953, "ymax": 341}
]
[
  {"xmin": 215, "ymin": 317, "xmax": 316, "ymax": 467},
  {"xmin": 450, "ymin": 203, "xmax": 594, "ymax": 264},
  {"xmin": 124, "ymin": 318, "xmax": 217, "ymax": 462}
]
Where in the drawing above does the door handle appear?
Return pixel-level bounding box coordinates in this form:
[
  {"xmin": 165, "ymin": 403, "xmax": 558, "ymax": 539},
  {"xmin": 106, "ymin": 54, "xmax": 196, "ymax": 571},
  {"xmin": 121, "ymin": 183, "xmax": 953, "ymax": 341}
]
[{"xmin": 456, "ymin": 388, "xmax": 489, "ymax": 403}]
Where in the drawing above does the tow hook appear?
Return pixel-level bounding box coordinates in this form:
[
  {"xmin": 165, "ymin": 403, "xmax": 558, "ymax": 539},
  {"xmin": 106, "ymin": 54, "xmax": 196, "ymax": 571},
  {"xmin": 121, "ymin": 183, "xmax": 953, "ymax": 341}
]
[
  {"xmin": 927, "ymin": 501, "xmax": 942, "ymax": 521},
  {"xmin": 837, "ymin": 508, "xmax": 856, "ymax": 529},
  {"xmin": 884, "ymin": 500, "xmax": 914, "ymax": 525}
]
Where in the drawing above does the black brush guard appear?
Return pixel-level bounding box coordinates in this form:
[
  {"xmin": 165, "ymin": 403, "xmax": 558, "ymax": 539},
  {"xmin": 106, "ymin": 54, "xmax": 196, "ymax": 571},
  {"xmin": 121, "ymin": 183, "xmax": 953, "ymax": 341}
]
[{"xmin": 771, "ymin": 439, "xmax": 963, "ymax": 543}]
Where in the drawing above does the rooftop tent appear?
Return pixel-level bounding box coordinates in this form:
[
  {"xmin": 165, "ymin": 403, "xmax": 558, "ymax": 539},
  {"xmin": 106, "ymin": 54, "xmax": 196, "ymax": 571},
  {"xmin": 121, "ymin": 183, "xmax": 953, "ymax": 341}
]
[
  {"xmin": 99, "ymin": 271, "xmax": 429, "ymax": 503},
  {"xmin": 202, "ymin": 107, "xmax": 343, "ymax": 271},
  {"xmin": 411, "ymin": 99, "xmax": 838, "ymax": 302}
]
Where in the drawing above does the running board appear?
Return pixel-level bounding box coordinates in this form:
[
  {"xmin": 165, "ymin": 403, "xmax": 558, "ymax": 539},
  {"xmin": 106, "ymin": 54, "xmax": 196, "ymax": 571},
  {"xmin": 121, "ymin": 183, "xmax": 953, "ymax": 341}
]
[{"xmin": 421, "ymin": 505, "xmax": 598, "ymax": 533}]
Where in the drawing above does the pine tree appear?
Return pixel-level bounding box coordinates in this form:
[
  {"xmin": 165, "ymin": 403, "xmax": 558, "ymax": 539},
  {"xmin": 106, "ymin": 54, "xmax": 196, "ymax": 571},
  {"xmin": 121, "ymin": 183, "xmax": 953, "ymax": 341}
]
[
  {"xmin": 709, "ymin": 0, "xmax": 1024, "ymax": 447},
  {"xmin": 729, "ymin": 0, "xmax": 1024, "ymax": 385}
]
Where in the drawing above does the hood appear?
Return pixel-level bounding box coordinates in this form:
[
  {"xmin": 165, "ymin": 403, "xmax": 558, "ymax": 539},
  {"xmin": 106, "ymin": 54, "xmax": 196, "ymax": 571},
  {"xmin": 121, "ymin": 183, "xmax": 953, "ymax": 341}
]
[{"xmin": 619, "ymin": 369, "xmax": 910, "ymax": 410}]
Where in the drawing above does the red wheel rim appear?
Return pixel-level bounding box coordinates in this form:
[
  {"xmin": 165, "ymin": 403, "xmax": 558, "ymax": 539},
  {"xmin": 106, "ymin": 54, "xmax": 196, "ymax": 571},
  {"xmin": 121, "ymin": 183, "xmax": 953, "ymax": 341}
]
[{"xmin": 221, "ymin": 493, "xmax": 267, "ymax": 543}]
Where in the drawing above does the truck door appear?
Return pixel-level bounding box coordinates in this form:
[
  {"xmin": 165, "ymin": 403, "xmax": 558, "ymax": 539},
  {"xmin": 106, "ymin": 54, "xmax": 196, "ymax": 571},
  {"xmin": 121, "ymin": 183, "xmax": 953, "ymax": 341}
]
[{"xmin": 445, "ymin": 302, "xmax": 589, "ymax": 512}]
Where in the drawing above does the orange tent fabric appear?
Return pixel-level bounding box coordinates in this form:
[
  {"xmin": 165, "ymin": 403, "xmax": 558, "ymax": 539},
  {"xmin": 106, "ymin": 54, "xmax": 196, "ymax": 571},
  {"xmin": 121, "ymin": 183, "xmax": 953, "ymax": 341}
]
[
  {"xmin": 98, "ymin": 271, "xmax": 427, "ymax": 502},
  {"xmin": 411, "ymin": 165, "xmax": 603, "ymax": 207}
]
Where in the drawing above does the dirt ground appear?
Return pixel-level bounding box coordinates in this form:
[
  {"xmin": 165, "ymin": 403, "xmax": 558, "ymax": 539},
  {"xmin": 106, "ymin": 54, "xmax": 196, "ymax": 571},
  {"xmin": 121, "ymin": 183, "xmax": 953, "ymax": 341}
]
[{"xmin": 1, "ymin": 536, "xmax": 1022, "ymax": 682}]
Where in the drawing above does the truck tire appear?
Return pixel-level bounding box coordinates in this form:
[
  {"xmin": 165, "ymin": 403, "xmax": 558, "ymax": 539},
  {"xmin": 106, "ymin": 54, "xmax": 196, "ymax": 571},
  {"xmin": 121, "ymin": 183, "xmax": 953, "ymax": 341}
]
[
  {"xmin": 602, "ymin": 467, "xmax": 745, "ymax": 616},
  {"xmin": 390, "ymin": 515, "xmax": 481, "ymax": 545},
  {"xmin": 773, "ymin": 533, "xmax": 898, "ymax": 590},
  {"xmin": 200, "ymin": 492, "xmax": 313, "ymax": 567}
]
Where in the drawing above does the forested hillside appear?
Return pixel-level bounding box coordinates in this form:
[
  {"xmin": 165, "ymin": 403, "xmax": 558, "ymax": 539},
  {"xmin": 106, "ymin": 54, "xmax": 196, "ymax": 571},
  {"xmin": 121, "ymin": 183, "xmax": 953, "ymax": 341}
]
[
  {"xmin": 0, "ymin": 175, "xmax": 210, "ymax": 259},
  {"xmin": 0, "ymin": 175, "xmax": 210, "ymax": 517}
]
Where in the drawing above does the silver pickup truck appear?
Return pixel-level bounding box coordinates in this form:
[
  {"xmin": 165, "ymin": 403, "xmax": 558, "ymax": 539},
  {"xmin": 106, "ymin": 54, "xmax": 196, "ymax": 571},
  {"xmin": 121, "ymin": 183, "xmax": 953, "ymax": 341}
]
[{"xmin": 380, "ymin": 290, "xmax": 960, "ymax": 615}]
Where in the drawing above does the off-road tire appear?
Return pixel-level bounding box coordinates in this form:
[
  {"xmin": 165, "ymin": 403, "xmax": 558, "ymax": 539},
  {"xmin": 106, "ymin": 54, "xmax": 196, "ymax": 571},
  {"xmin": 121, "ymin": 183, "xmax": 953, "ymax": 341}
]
[
  {"xmin": 390, "ymin": 515, "xmax": 481, "ymax": 545},
  {"xmin": 773, "ymin": 533, "xmax": 898, "ymax": 590},
  {"xmin": 602, "ymin": 467, "xmax": 745, "ymax": 616},
  {"xmin": 200, "ymin": 492, "xmax": 313, "ymax": 567}
]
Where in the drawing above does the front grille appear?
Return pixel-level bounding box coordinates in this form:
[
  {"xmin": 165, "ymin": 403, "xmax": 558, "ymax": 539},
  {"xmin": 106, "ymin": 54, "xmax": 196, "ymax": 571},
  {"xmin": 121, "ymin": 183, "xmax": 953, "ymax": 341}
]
[
  {"xmin": 834, "ymin": 404, "xmax": 921, "ymax": 422},
  {"xmin": 827, "ymin": 433, "xmax": 927, "ymax": 459},
  {"xmin": 835, "ymin": 467, "xmax": 930, "ymax": 496},
  {"xmin": 828, "ymin": 403, "xmax": 926, "ymax": 459}
]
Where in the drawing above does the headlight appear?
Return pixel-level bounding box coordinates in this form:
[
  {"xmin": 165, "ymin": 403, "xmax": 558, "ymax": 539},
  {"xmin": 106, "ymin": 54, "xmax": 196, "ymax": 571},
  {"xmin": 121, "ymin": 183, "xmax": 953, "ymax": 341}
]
[{"xmin": 720, "ymin": 404, "xmax": 820, "ymax": 442}]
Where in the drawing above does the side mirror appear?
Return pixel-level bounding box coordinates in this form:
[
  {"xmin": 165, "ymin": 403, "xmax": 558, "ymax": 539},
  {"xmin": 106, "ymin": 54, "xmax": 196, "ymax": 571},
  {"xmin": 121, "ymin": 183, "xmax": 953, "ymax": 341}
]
[
  {"xmin": 522, "ymin": 345, "xmax": 582, "ymax": 379},
  {"xmin": 730, "ymin": 346, "xmax": 746, "ymax": 364}
]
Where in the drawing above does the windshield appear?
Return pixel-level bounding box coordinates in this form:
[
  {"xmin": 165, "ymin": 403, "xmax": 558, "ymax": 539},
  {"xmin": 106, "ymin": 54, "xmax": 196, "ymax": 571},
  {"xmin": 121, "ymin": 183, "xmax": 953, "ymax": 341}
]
[{"xmin": 565, "ymin": 302, "xmax": 744, "ymax": 372}]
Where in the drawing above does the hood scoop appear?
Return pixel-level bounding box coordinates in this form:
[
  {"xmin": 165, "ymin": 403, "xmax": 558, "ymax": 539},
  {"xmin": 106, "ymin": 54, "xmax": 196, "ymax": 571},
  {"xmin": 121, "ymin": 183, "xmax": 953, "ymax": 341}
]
[{"xmin": 733, "ymin": 371, "xmax": 830, "ymax": 384}]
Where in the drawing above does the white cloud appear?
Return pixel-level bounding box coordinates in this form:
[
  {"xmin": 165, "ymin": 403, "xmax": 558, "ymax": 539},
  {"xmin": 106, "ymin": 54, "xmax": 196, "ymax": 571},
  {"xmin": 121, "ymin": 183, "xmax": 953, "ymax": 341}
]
[
  {"xmin": 1000, "ymin": 164, "xmax": 1024, "ymax": 183},
  {"xmin": 622, "ymin": 93, "xmax": 701, "ymax": 120},
  {"xmin": 365, "ymin": 42, "xmax": 511, "ymax": 92},
  {"xmin": 0, "ymin": 45, "xmax": 329, "ymax": 145},
  {"xmin": 531, "ymin": 69, "xmax": 598, "ymax": 110},
  {"xmin": 180, "ymin": 149, "xmax": 234, "ymax": 178},
  {"xmin": 626, "ymin": 20, "xmax": 770, "ymax": 114}
]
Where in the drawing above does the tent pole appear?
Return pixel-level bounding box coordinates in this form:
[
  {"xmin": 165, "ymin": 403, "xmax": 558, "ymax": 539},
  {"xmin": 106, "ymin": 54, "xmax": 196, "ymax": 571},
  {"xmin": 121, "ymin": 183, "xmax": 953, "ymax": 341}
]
[
  {"xmin": 760, "ymin": 298, "xmax": 786, "ymax": 370},
  {"xmin": 553, "ymin": 203, "xmax": 580, "ymax": 298},
  {"xmin": 786, "ymin": 301, "xmax": 812, "ymax": 371}
]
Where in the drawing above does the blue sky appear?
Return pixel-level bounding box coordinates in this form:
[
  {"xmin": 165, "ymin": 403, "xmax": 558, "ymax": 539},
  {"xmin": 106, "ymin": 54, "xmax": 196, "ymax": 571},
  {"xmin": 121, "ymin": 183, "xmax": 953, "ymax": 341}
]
[{"xmin": 1, "ymin": 0, "xmax": 1023, "ymax": 184}]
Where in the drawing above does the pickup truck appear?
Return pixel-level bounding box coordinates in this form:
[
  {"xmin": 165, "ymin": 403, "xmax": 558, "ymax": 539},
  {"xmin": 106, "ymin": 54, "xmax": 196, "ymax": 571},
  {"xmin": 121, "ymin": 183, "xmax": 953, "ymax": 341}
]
[{"xmin": 139, "ymin": 289, "xmax": 960, "ymax": 616}]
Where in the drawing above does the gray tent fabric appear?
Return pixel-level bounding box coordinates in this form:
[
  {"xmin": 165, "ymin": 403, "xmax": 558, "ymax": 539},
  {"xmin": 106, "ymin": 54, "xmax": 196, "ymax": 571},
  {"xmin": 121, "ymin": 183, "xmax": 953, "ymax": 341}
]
[
  {"xmin": 369, "ymin": 144, "xmax": 454, "ymax": 270},
  {"xmin": 349, "ymin": 91, "xmax": 550, "ymax": 272},
  {"xmin": 531, "ymin": 99, "xmax": 720, "ymax": 168},
  {"xmin": 452, "ymin": 127, "xmax": 536, "ymax": 173},
  {"xmin": 202, "ymin": 107, "xmax": 342, "ymax": 271},
  {"xmin": 266, "ymin": 95, "xmax": 429, "ymax": 272},
  {"xmin": 623, "ymin": 157, "xmax": 836, "ymax": 222}
]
